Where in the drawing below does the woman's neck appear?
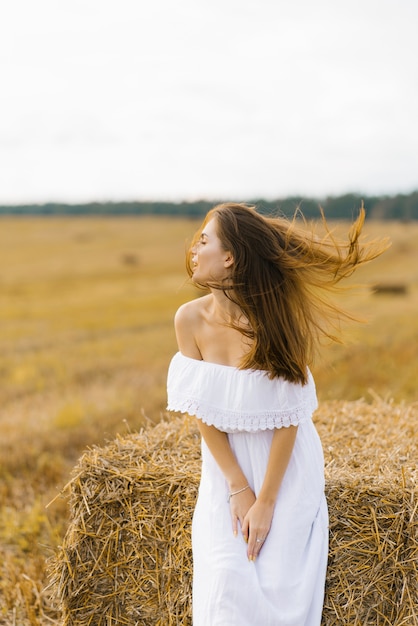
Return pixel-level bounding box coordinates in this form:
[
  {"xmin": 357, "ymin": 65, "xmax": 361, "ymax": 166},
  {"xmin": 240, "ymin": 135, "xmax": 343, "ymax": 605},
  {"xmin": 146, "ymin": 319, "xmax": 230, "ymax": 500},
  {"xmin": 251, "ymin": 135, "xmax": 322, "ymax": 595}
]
[{"xmin": 209, "ymin": 288, "xmax": 242, "ymax": 324}]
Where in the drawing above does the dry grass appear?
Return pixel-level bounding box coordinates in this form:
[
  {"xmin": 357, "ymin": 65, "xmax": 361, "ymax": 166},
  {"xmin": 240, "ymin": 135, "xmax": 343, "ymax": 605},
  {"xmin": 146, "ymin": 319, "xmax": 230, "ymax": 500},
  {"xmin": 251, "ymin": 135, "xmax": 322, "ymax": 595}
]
[
  {"xmin": 1, "ymin": 216, "xmax": 417, "ymax": 409},
  {"xmin": 49, "ymin": 397, "xmax": 417, "ymax": 626}
]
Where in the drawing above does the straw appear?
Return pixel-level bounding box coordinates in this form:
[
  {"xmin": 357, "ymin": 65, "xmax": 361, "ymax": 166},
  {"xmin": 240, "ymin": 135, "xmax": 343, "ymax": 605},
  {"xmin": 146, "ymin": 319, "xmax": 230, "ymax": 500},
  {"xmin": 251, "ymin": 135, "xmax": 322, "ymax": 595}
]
[{"xmin": 49, "ymin": 398, "xmax": 417, "ymax": 625}]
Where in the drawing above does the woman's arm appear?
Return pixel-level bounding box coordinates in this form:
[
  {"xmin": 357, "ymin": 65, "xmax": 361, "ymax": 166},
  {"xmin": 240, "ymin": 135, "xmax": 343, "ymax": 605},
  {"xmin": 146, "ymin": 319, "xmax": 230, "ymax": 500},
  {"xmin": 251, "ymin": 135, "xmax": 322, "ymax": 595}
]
[
  {"xmin": 196, "ymin": 421, "xmax": 256, "ymax": 536},
  {"xmin": 243, "ymin": 425, "xmax": 298, "ymax": 560},
  {"xmin": 174, "ymin": 302, "xmax": 255, "ymax": 535},
  {"xmin": 196, "ymin": 421, "xmax": 247, "ymax": 490},
  {"xmin": 174, "ymin": 300, "xmax": 246, "ymax": 492},
  {"xmin": 174, "ymin": 303, "xmax": 202, "ymax": 359},
  {"xmin": 258, "ymin": 425, "xmax": 298, "ymax": 505}
]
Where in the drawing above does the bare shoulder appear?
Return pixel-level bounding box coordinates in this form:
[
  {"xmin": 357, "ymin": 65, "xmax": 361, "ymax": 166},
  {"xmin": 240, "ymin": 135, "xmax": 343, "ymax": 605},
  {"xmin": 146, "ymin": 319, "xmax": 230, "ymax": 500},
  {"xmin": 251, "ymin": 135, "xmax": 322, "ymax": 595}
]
[
  {"xmin": 174, "ymin": 296, "xmax": 211, "ymax": 358},
  {"xmin": 175, "ymin": 295, "xmax": 210, "ymax": 325}
]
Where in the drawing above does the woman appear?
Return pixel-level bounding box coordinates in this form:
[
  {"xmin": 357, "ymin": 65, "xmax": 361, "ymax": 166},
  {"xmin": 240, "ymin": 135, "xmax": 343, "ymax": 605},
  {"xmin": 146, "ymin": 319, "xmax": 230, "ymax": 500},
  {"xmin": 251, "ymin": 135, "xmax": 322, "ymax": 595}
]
[{"xmin": 167, "ymin": 203, "xmax": 387, "ymax": 625}]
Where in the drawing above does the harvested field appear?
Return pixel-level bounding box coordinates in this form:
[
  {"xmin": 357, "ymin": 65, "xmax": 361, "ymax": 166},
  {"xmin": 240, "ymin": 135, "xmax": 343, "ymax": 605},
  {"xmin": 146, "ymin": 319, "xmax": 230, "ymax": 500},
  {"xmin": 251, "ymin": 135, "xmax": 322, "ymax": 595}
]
[
  {"xmin": 50, "ymin": 397, "xmax": 417, "ymax": 625},
  {"xmin": 1, "ymin": 216, "xmax": 417, "ymax": 623}
]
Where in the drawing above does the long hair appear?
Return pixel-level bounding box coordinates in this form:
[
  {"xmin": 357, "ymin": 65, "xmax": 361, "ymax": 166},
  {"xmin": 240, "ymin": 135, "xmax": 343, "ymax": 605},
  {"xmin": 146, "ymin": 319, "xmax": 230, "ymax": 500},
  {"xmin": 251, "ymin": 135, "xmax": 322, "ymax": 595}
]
[{"xmin": 187, "ymin": 202, "xmax": 389, "ymax": 384}]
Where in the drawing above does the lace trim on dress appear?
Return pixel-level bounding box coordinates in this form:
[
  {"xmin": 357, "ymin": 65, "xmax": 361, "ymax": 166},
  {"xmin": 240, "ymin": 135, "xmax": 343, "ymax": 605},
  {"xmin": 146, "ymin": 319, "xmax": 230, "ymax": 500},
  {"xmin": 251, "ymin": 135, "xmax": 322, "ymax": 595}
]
[
  {"xmin": 166, "ymin": 352, "xmax": 318, "ymax": 433},
  {"xmin": 167, "ymin": 392, "xmax": 316, "ymax": 432}
]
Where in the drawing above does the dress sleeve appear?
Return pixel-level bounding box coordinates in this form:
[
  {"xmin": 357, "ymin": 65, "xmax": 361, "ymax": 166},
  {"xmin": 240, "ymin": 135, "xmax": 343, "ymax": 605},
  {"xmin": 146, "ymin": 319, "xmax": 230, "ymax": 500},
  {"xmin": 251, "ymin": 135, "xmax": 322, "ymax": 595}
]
[{"xmin": 167, "ymin": 352, "xmax": 318, "ymax": 433}]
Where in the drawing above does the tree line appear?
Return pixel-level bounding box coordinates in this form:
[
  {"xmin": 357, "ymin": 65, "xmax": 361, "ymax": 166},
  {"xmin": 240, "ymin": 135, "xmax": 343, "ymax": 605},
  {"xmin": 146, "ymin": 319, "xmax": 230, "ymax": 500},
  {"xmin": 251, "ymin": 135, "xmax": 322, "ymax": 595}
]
[{"xmin": 0, "ymin": 191, "xmax": 417, "ymax": 220}]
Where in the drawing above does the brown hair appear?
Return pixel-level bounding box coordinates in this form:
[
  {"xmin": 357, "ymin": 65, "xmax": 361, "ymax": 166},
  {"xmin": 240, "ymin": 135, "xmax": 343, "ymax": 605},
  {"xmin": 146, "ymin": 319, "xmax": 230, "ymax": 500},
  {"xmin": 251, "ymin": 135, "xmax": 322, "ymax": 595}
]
[{"xmin": 187, "ymin": 203, "xmax": 389, "ymax": 384}]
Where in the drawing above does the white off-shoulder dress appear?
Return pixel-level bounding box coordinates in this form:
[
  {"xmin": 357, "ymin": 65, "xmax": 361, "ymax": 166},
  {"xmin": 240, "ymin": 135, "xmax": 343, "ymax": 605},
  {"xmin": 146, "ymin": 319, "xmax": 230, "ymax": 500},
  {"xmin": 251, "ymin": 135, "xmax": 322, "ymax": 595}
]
[{"xmin": 167, "ymin": 352, "xmax": 328, "ymax": 626}]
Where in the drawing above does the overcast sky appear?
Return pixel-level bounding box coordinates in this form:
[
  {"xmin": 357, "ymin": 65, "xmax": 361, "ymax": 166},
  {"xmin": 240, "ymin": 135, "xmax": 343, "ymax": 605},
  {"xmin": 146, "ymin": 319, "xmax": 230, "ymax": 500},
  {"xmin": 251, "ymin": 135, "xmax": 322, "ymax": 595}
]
[{"xmin": 1, "ymin": 0, "xmax": 417, "ymax": 204}]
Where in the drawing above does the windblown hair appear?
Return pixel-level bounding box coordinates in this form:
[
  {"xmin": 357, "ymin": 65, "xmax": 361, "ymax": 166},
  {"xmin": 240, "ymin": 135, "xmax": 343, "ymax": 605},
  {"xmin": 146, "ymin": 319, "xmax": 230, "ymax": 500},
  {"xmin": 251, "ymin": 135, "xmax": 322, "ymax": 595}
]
[{"xmin": 187, "ymin": 203, "xmax": 389, "ymax": 384}]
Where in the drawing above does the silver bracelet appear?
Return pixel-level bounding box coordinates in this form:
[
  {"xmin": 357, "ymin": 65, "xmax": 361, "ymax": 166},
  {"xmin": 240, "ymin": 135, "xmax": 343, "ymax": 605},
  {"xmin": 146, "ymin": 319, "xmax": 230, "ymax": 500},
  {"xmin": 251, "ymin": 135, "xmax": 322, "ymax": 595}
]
[{"xmin": 227, "ymin": 485, "xmax": 250, "ymax": 503}]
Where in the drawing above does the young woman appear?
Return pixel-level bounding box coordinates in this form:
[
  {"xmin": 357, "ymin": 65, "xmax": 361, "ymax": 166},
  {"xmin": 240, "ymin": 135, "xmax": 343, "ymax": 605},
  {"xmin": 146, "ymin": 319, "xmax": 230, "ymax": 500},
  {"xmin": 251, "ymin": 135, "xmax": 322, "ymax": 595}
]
[{"xmin": 167, "ymin": 202, "xmax": 387, "ymax": 625}]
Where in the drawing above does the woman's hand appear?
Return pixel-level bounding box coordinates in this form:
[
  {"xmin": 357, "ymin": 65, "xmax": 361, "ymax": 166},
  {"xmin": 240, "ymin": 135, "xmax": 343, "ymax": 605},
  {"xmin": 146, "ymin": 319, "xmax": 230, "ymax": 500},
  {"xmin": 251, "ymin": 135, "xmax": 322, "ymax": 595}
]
[
  {"xmin": 238, "ymin": 426, "xmax": 296, "ymax": 561},
  {"xmin": 229, "ymin": 487, "xmax": 256, "ymax": 538},
  {"xmin": 241, "ymin": 499, "xmax": 275, "ymax": 561}
]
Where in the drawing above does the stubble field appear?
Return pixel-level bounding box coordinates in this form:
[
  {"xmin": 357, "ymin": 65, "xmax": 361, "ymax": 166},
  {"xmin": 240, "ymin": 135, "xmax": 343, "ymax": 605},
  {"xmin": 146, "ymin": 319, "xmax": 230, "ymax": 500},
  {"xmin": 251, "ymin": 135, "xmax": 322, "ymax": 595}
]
[{"xmin": 0, "ymin": 215, "xmax": 417, "ymax": 624}]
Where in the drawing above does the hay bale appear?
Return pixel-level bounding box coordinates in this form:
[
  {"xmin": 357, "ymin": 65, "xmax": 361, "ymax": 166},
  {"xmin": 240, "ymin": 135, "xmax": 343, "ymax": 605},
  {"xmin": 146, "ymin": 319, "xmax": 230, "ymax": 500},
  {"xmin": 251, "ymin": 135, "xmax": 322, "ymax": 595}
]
[
  {"xmin": 317, "ymin": 399, "xmax": 417, "ymax": 625},
  {"xmin": 372, "ymin": 283, "xmax": 408, "ymax": 296},
  {"xmin": 49, "ymin": 399, "xmax": 417, "ymax": 625},
  {"xmin": 49, "ymin": 417, "xmax": 200, "ymax": 625}
]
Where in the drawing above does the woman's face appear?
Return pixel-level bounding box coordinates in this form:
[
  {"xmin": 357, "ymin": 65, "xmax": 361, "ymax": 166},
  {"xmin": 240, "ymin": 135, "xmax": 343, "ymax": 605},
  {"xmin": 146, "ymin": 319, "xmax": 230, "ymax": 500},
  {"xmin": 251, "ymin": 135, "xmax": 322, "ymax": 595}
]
[{"xmin": 190, "ymin": 217, "xmax": 233, "ymax": 286}]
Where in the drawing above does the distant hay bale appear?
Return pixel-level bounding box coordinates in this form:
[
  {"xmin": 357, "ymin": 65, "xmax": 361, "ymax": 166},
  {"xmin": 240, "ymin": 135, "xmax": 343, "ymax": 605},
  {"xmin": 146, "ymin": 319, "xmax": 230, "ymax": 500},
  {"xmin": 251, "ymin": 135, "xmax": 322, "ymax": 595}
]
[
  {"xmin": 120, "ymin": 253, "xmax": 140, "ymax": 267},
  {"xmin": 372, "ymin": 283, "xmax": 408, "ymax": 296},
  {"xmin": 49, "ymin": 399, "xmax": 417, "ymax": 626}
]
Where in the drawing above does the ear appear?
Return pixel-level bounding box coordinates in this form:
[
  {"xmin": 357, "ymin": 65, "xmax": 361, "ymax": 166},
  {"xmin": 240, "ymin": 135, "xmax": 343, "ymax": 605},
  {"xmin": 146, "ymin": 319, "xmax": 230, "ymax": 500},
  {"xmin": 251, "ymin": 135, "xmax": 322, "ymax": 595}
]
[{"xmin": 224, "ymin": 253, "xmax": 234, "ymax": 268}]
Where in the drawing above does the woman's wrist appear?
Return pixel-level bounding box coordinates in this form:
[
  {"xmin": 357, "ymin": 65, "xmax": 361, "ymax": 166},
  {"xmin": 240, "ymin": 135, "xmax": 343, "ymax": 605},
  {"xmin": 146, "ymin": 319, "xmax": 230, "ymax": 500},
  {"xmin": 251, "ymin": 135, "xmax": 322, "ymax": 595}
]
[
  {"xmin": 227, "ymin": 484, "xmax": 250, "ymax": 502},
  {"xmin": 257, "ymin": 489, "xmax": 277, "ymax": 507},
  {"xmin": 227, "ymin": 475, "xmax": 248, "ymax": 492}
]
